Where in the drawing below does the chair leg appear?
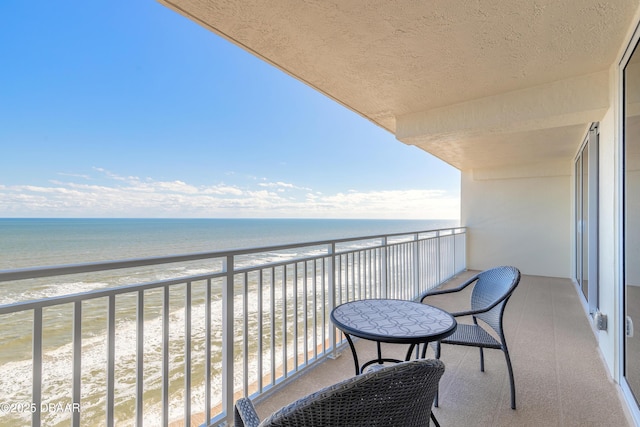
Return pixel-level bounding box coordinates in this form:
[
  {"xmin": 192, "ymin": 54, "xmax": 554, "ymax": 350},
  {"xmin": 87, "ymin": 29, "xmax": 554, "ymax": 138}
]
[
  {"xmin": 503, "ymin": 346, "xmax": 516, "ymax": 409},
  {"xmin": 434, "ymin": 341, "xmax": 441, "ymax": 408},
  {"xmin": 430, "ymin": 412, "xmax": 441, "ymax": 427},
  {"xmin": 479, "ymin": 347, "xmax": 485, "ymax": 372}
]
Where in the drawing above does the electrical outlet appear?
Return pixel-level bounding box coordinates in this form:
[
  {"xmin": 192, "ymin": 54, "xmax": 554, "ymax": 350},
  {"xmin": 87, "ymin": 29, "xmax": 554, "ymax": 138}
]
[{"xmin": 595, "ymin": 311, "xmax": 608, "ymax": 331}]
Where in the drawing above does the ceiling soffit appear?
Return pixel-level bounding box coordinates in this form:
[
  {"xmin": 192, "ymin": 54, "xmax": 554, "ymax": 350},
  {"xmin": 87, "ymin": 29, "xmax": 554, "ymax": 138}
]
[
  {"xmin": 396, "ymin": 72, "xmax": 609, "ymax": 171},
  {"xmin": 159, "ymin": 0, "xmax": 639, "ymax": 171}
]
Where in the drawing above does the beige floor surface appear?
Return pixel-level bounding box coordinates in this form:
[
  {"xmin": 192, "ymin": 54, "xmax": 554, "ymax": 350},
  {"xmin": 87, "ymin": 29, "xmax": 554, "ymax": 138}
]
[{"xmin": 250, "ymin": 271, "xmax": 633, "ymax": 426}]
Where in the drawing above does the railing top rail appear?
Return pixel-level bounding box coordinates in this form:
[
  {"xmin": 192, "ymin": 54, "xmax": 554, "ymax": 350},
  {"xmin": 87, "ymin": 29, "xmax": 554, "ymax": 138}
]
[
  {"xmin": 0, "ymin": 226, "xmax": 465, "ymax": 283},
  {"xmin": 0, "ymin": 271, "xmax": 223, "ymax": 315}
]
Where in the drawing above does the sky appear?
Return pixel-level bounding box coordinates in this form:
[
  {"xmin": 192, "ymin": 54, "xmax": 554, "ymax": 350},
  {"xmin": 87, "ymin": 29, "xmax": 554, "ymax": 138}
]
[{"xmin": 0, "ymin": 0, "xmax": 460, "ymax": 220}]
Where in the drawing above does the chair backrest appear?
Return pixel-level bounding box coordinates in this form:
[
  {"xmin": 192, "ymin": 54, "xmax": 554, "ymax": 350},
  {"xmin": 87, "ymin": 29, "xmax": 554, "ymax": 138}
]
[
  {"xmin": 471, "ymin": 266, "xmax": 521, "ymax": 335},
  {"xmin": 259, "ymin": 359, "xmax": 445, "ymax": 427}
]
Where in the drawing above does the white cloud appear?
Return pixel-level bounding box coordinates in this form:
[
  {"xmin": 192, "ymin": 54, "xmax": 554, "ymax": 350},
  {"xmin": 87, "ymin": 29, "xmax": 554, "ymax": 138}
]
[
  {"xmin": 258, "ymin": 181, "xmax": 312, "ymax": 191},
  {"xmin": 93, "ymin": 167, "xmax": 139, "ymax": 183},
  {"xmin": 57, "ymin": 172, "xmax": 91, "ymax": 180},
  {"xmin": 315, "ymin": 189, "xmax": 459, "ymax": 219},
  {"xmin": 201, "ymin": 185, "xmax": 243, "ymax": 196},
  {"xmin": 0, "ymin": 169, "xmax": 459, "ymax": 219}
]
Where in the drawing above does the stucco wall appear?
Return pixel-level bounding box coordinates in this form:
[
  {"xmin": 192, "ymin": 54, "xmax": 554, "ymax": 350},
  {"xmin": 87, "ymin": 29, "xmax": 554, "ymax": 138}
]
[{"xmin": 461, "ymin": 169, "xmax": 572, "ymax": 277}]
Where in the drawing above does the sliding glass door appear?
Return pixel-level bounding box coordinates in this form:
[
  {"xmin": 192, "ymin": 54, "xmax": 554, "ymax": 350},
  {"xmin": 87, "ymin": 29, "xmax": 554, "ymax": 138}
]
[
  {"xmin": 575, "ymin": 124, "xmax": 598, "ymax": 314},
  {"xmin": 624, "ymin": 38, "xmax": 640, "ymax": 407}
]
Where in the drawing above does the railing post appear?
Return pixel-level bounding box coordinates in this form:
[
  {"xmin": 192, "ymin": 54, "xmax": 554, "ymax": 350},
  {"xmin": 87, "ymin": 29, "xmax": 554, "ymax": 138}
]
[
  {"xmin": 453, "ymin": 228, "xmax": 457, "ymax": 275},
  {"xmin": 204, "ymin": 279, "xmax": 212, "ymax": 425},
  {"xmin": 136, "ymin": 291, "xmax": 144, "ymax": 427},
  {"xmin": 462, "ymin": 228, "xmax": 467, "ymax": 271},
  {"xmin": 413, "ymin": 233, "xmax": 420, "ymax": 299},
  {"xmin": 32, "ymin": 308, "xmax": 42, "ymax": 427},
  {"xmin": 222, "ymin": 255, "xmax": 235, "ymax": 425},
  {"xmin": 436, "ymin": 231, "xmax": 442, "ymax": 285},
  {"xmin": 108, "ymin": 295, "xmax": 116, "ymax": 427},
  {"xmin": 184, "ymin": 282, "xmax": 192, "ymax": 427},
  {"xmin": 455, "ymin": 228, "xmax": 460, "ymax": 272},
  {"xmin": 381, "ymin": 237, "xmax": 388, "ymax": 298},
  {"xmin": 72, "ymin": 301, "xmax": 82, "ymax": 427},
  {"xmin": 328, "ymin": 243, "xmax": 337, "ymax": 358}
]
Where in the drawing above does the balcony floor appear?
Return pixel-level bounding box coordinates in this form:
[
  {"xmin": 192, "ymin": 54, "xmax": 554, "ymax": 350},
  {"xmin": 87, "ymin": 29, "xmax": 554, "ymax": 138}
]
[{"xmin": 250, "ymin": 271, "xmax": 633, "ymax": 426}]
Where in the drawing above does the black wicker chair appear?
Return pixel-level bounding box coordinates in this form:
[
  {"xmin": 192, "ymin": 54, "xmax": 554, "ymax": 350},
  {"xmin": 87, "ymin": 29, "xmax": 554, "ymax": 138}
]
[
  {"xmin": 234, "ymin": 359, "xmax": 445, "ymax": 427},
  {"xmin": 420, "ymin": 266, "xmax": 521, "ymax": 409}
]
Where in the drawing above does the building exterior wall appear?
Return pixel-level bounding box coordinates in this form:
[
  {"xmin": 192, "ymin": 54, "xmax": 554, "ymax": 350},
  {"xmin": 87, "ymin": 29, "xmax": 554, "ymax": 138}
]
[
  {"xmin": 461, "ymin": 6, "xmax": 640, "ymax": 416},
  {"xmin": 461, "ymin": 168, "xmax": 572, "ymax": 277}
]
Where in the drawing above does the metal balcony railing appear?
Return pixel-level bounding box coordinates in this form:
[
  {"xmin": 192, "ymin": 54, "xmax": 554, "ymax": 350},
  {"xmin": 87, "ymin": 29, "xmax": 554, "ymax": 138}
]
[{"xmin": 0, "ymin": 227, "xmax": 466, "ymax": 427}]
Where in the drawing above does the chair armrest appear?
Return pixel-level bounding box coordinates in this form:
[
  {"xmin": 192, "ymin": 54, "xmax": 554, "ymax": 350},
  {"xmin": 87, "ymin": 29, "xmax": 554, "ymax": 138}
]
[
  {"xmin": 234, "ymin": 397, "xmax": 261, "ymax": 427},
  {"xmin": 450, "ymin": 309, "xmax": 483, "ymax": 317},
  {"xmin": 419, "ymin": 274, "xmax": 479, "ymax": 303},
  {"xmin": 449, "ymin": 296, "xmax": 505, "ymax": 318}
]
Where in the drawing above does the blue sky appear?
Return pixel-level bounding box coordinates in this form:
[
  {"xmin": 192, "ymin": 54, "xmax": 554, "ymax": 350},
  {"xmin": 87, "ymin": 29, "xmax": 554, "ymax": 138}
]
[{"xmin": 0, "ymin": 0, "xmax": 460, "ymax": 219}]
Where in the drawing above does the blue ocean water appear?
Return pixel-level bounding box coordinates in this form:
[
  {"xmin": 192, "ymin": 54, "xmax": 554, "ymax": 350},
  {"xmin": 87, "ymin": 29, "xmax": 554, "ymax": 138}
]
[{"xmin": 0, "ymin": 218, "xmax": 458, "ymax": 269}]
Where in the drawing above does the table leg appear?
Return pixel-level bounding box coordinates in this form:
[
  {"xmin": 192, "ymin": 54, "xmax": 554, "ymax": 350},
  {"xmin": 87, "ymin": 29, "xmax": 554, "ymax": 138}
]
[
  {"xmin": 344, "ymin": 333, "xmax": 360, "ymax": 375},
  {"xmin": 404, "ymin": 343, "xmax": 417, "ymax": 361},
  {"xmin": 421, "ymin": 341, "xmax": 429, "ymax": 358}
]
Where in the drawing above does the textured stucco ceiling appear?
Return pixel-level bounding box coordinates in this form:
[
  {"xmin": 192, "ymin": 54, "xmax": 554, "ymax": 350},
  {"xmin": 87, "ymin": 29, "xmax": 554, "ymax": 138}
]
[{"xmin": 160, "ymin": 0, "xmax": 639, "ymax": 171}]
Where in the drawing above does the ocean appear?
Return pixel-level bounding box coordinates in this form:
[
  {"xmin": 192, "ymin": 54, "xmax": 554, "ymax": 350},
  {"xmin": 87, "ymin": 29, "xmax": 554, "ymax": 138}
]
[
  {"xmin": 0, "ymin": 218, "xmax": 457, "ymax": 426},
  {"xmin": 0, "ymin": 218, "xmax": 458, "ymax": 270}
]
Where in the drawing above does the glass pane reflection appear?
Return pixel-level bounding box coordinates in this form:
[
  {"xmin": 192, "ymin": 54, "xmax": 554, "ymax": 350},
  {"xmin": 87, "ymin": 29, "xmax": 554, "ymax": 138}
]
[{"xmin": 624, "ymin": 42, "xmax": 640, "ymax": 404}]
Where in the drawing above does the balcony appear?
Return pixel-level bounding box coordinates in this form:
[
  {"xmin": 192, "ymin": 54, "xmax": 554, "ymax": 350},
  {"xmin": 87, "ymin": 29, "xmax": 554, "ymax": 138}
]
[{"xmin": 0, "ymin": 226, "xmax": 631, "ymax": 426}]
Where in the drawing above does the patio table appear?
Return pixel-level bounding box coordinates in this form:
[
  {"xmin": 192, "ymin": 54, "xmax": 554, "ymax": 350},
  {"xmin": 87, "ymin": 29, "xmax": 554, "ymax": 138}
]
[{"xmin": 330, "ymin": 298, "xmax": 457, "ymax": 375}]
